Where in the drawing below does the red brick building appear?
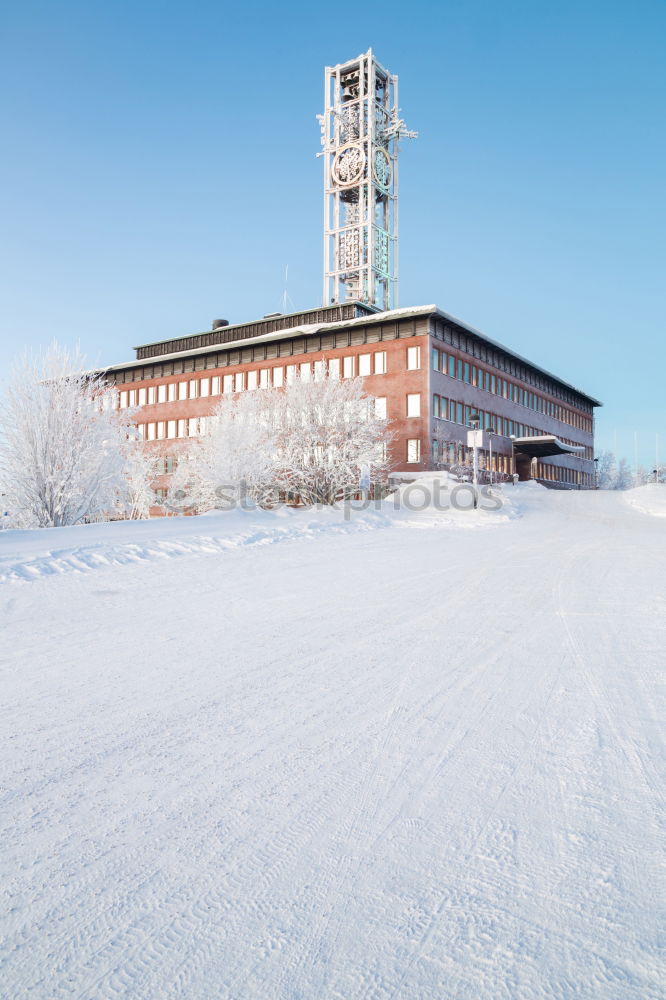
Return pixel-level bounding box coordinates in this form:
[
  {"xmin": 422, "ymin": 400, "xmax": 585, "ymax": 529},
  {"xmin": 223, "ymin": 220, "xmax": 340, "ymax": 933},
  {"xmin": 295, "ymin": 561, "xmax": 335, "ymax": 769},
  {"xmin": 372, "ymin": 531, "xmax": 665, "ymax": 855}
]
[{"xmin": 105, "ymin": 301, "xmax": 601, "ymax": 499}]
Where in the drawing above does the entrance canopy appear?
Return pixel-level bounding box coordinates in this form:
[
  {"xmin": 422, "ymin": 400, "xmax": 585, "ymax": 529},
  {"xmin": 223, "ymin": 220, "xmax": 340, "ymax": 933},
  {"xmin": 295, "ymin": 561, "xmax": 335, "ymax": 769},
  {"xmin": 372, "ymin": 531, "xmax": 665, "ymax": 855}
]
[{"xmin": 512, "ymin": 436, "xmax": 585, "ymax": 459}]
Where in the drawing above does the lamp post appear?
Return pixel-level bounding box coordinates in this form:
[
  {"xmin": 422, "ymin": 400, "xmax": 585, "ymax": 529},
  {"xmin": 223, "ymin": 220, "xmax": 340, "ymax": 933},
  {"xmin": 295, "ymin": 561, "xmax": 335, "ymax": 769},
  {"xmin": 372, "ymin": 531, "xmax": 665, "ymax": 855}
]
[
  {"xmin": 487, "ymin": 425, "xmax": 496, "ymax": 486},
  {"xmin": 469, "ymin": 411, "xmax": 480, "ymax": 490},
  {"xmin": 594, "ymin": 457, "xmax": 599, "ymax": 490}
]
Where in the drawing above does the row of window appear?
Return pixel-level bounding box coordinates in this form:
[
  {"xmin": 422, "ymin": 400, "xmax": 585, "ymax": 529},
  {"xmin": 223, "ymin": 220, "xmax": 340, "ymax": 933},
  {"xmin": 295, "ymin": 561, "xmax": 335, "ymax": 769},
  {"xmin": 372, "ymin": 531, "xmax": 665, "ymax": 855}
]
[
  {"xmin": 135, "ymin": 392, "xmax": 422, "ymax": 439},
  {"xmin": 432, "ymin": 394, "xmax": 592, "ymax": 458},
  {"xmin": 431, "ymin": 347, "xmax": 592, "ymax": 433},
  {"xmin": 136, "ymin": 395, "xmax": 395, "ymax": 441},
  {"xmin": 117, "ymin": 348, "xmax": 423, "ymax": 410}
]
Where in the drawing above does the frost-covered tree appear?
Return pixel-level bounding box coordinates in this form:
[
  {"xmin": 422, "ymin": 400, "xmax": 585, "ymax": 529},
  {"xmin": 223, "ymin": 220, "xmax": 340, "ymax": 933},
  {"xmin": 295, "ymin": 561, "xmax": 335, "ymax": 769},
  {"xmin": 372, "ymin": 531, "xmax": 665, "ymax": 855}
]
[
  {"xmin": 596, "ymin": 450, "xmax": 617, "ymax": 489},
  {"xmin": 271, "ymin": 374, "xmax": 392, "ymax": 504},
  {"xmin": 0, "ymin": 344, "xmax": 135, "ymax": 527},
  {"xmin": 169, "ymin": 392, "xmax": 279, "ymax": 511},
  {"xmin": 123, "ymin": 438, "xmax": 163, "ymax": 520},
  {"xmin": 171, "ymin": 373, "xmax": 392, "ymax": 511},
  {"xmin": 615, "ymin": 457, "xmax": 634, "ymax": 491}
]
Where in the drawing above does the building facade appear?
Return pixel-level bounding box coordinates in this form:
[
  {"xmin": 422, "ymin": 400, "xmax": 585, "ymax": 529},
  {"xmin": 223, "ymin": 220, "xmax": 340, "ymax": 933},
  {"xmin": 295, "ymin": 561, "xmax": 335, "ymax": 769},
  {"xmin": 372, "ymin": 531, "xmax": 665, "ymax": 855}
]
[{"xmin": 105, "ymin": 301, "xmax": 601, "ymax": 502}]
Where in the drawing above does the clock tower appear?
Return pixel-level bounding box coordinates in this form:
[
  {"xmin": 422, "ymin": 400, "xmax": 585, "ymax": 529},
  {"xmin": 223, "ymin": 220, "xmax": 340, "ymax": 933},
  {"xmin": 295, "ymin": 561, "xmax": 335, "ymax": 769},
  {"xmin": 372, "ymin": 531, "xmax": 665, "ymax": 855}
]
[{"xmin": 319, "ymin": 50, "xmax": 416, "ymax": 311}]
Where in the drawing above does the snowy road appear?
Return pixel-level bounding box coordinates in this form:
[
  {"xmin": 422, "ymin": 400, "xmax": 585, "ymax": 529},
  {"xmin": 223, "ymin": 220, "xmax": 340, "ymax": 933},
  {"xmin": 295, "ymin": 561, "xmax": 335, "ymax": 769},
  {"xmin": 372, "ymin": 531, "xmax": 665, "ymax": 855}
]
[{"xmin": 1, "ymin": 488, "xmax": 664, "ymax": 999}]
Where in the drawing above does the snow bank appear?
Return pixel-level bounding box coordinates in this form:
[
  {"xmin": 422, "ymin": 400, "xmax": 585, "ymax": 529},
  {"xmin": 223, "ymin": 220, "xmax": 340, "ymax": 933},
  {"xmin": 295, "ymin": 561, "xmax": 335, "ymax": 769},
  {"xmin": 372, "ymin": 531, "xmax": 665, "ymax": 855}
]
[
  {"xmin": 623, "ymin": 483, "xmax": 666, "ymax": 518},
  {"xmin": 0, "ymin": 476, "xmax": 528, "ymax": 583}
]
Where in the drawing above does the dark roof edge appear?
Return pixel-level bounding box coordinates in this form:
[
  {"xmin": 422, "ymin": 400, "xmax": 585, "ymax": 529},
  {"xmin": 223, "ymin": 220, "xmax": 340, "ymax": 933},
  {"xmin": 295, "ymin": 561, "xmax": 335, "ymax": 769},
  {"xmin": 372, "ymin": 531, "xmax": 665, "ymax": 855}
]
[{"xmin": 131, "ymin": 300, "xmax": 380, "ymax": 352}]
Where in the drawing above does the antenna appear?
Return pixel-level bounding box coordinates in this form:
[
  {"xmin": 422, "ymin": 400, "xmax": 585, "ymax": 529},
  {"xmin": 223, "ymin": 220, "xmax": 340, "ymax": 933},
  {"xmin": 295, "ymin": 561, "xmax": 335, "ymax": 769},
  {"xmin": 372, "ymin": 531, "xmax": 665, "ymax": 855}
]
[{"xmin": 280, "ymin": 265, "xmax": 295, "ymax": 314}]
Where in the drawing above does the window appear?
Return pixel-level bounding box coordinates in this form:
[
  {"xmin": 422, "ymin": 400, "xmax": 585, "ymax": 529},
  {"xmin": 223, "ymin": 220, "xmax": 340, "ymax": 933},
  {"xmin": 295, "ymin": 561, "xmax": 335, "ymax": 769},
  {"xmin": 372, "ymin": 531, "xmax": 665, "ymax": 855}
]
[
  {"xmin": 119, "ymin": 390, "xmax": 128, "ymax": 408},
  {"xmin": 167, "ymin": 420, "xmax": 177, "ymax": 439},
  {"xmin": 457, "ymin": 359, "xmax": 463, "ymax": 381},
  {"xmin": 432, "ymin": 439, "xmax": 439, "ymax": 462},
  {"xmin": 211, "ymin": 376, "xmax": 221, "ymax": 395},
  {"xmin": 273, "ymin": 366, "xmax": 284, "ymax": 387},
  {"xmin": 314, "ymin": 360, "xmax": 326, "ymax": 381},
  {"xmin": 147, "ymin": 422, "xmax": 156, "ymax": 441},
  {"xmin": 168, "ymin": 383, "xmax": 176, "ymax": 402},
  {"xmin": 286, "ymin": 365, "xmax": 296, "ymax": 384},
  {"xmin": 343, "ymin": 356, "xmax": 354, "ymax": 378},
  {"xmin": 234, "ymin": 372, "xmax": 244, "ymax": 392},
  {"xmin": 129, "ymin": 390, "xmax": 138, "ymax": 407},
  {"xmin": 457, "ymin": 402, "xmax": 463, "ymax": 424},
  {"xmin": 432, "ymin": 348, "xmax": 440, "ymax": 371},
  {"xmin": 259, "ymin": 369, "xmax": 269, "ymax": 388},
  {"xmin": 138, "ymin": 387, "xmax": 147, "ymax": 406},
  {"xmin": 407, "ymin": 393, "xmax": 421, "ymax": 417},
  {"xmin": 329, "ymin": 358, "xmax": 341, "ymax": 378},
  {"xmin": 464, "ymin": 362, "xmax": 470, "ymax": 384},
  {"xmin": 374, "ymin": 351, "xmax": 387, "ymax": 374},
  {"xmin": 448, "ymin": 355, "xmax": 455, "ymax": 378},
  {"xmin": 358, "ymin": 354, "xmax": 371, "ymax": 376},
  {"xmin": 375, "ymin": 397, "xmax": 387, "ymax": 418},
  {"xmin": 148, "ymin": 386, "xmax": 157, "ymax": 404},
  {"xmin": 223, "ymin": 374, "xmax": 233, "ymax": 393},
  {"xmin": 137, "ymin": 424, "xmax": 146, "ymax": 440},
  {"xmin": 178, "ymin": 381, "xmax": 187, "ymax": 401},
  {"xmin": 200, "ymin": 377, "xmax": 210, "ymax": 397},
  {"xmin": 407, "ymin": 346, "xmax": 420, "ymax": 370},
  {"xmin": 177, "ymin": 419, "xmax": 187, "ymax": 437},
  {"xmin": 189, "ymin": 379, "xmax": 199, "ymax": 399},
  {"xmin": 407, "ymin": 439, "xmax": 421, "ymax": 463},
  {"xmin": 157, "ymin": 421, "xmax": 166, "ymax": 440},
  {"xmin": 300, "ymin": 363, "xmax": 311, "ymax": 381},
  {"xmin": 432, "ymin": 394, "xmax": 440, "ymax": 418},
  {"xmin": 188, "ymin": 417, "xmax": 198, "ymax": 437},
  {"xmin": 247, "ymin": 370, "xmax": 258, "ymax": 390}
]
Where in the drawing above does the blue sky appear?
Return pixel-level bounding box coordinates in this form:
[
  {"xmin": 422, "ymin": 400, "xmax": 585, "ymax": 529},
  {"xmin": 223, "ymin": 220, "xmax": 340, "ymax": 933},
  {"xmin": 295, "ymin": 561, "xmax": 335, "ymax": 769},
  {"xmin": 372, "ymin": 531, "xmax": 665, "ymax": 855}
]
[{"xmin": 1, "ymin": 0, "xmax": 664, "ymax": 466}]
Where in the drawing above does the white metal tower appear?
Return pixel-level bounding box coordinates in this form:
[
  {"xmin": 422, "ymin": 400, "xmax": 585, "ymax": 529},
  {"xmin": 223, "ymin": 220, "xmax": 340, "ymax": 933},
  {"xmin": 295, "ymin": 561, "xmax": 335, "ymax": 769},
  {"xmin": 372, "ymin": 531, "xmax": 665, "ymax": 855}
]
[{"xmin": 319, "ymin": 49, "xmax": 416, "ymax": 311}]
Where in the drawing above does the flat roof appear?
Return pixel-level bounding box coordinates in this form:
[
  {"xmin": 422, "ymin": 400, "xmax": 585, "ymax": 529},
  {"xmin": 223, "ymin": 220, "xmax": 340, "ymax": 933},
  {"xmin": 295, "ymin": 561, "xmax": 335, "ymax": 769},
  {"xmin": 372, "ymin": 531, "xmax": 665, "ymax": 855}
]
[{"xmin": 107, "ymin": 303, "xmax": 602, "ymax": 408}]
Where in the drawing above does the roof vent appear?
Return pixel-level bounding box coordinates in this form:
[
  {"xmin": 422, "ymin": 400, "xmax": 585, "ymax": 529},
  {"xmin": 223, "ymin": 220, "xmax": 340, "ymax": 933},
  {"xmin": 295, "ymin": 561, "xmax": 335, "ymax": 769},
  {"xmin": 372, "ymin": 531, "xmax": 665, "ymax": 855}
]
[
  {"xmin": 212, "ymin": 318, "xmax": 229, "ymax": 330},
  {"xmin": 263, "ymin": 312, "xmax": 282, "ymax": 318}
]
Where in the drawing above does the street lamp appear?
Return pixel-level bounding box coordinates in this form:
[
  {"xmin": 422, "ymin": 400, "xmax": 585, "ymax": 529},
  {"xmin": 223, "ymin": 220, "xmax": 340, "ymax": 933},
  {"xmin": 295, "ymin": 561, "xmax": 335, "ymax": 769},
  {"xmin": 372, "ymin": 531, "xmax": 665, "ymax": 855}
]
[
  {"xmin": 487, "ymin": 425, "xmax": 496, "ymax": 486},
  {"xmin": 469, "ymin": 411, "xmax": 480, "ymax": 490},
  {"xmin": 594, "ymin": 457, "xmax": 599, "ymax": 489}
]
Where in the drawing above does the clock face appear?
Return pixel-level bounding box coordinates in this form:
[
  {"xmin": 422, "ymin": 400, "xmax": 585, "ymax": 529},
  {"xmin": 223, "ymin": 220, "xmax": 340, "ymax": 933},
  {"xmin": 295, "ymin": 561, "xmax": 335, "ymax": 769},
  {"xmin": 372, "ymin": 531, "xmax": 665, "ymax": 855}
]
[
  {"xmin": 331, "ymin": 144, "xmax": 365, "ymax": 187},
  {"xmin": 372, "ymin": 147, "xmax": 392, "ymax": 189}
]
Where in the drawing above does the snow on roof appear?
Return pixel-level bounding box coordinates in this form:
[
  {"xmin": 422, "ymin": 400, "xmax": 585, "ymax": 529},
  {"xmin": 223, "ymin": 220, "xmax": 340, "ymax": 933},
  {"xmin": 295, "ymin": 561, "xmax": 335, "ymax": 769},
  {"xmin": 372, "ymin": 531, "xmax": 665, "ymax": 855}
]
[{"xmin": 104, "ymin": 303, "xmax": 601, "ymax": 406}]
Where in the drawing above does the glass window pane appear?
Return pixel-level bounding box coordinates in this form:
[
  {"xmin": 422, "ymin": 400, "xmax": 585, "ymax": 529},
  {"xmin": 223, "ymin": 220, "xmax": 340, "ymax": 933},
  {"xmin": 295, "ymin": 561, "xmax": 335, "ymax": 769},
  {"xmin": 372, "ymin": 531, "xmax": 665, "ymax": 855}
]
[{"xmin": 407, "ymin": 393, "xmax": 421, "ymax": 417}]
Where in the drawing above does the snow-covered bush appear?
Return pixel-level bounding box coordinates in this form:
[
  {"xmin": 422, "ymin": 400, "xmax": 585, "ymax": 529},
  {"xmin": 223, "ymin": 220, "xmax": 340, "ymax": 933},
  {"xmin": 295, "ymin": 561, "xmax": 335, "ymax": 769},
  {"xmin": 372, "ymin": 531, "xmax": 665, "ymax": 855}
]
[
  {"xmin": 171, "ymin": 373, "xmax": 393, "ymax": 511},
  {"xmin": 0, "ymin": 344, "xmax": 142, "ymax": 527}
]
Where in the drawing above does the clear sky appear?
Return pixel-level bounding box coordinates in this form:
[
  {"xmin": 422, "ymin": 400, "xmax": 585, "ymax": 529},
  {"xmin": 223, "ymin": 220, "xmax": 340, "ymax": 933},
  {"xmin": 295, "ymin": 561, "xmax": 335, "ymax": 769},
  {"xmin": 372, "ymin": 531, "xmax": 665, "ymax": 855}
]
[{"xmin": 1, "ymin": 0, "xmax": 664, "ymax": 466}]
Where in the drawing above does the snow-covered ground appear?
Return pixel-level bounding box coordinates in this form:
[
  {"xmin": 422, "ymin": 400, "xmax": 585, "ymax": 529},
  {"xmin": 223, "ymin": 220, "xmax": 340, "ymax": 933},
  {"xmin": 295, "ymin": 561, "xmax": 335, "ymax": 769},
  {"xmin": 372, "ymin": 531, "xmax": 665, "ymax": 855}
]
[
  {"xmin": 623, "ymin": 482, "xmax": 666, "ymax": 518},
  {"xmin": 1, "ymin": 484, "xmax": 664, "ymax": 999}
]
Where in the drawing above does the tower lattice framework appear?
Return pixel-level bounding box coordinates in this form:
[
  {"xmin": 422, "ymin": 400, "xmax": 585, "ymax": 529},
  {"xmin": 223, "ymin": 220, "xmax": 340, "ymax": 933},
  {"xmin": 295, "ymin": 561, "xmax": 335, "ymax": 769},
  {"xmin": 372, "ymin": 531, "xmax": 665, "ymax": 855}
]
[{"xmin": 319, "ymin": 50, "xmax": 416, "ymax": 312}]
